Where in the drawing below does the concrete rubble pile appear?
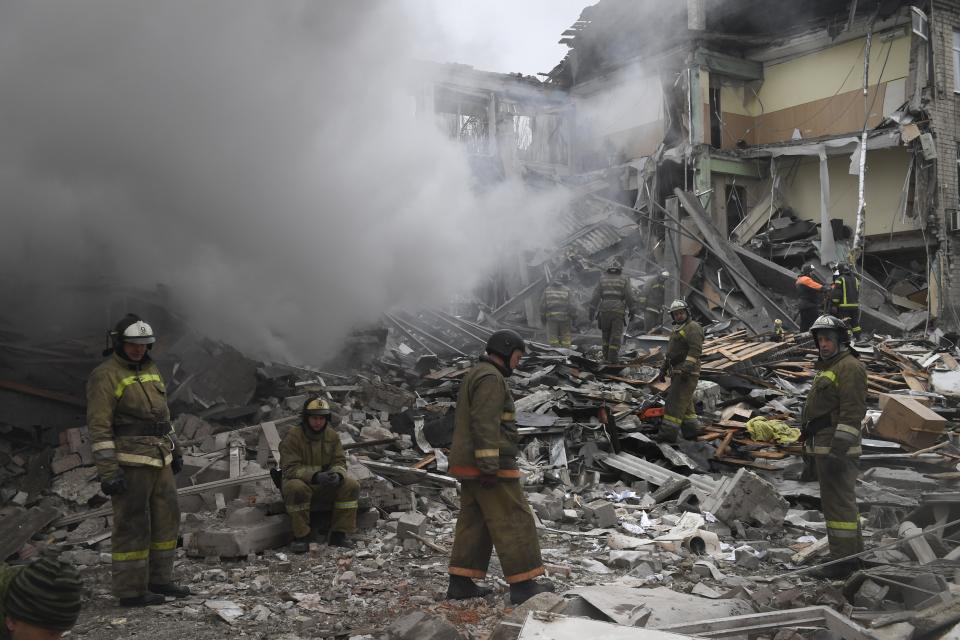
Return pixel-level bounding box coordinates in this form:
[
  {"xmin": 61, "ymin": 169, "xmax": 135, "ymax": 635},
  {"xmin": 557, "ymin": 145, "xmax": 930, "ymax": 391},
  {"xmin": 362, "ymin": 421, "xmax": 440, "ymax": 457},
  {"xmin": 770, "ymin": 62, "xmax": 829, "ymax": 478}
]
[{"xmin": 1, "ymin": 301, "xmax": 960, "ymax": 640}]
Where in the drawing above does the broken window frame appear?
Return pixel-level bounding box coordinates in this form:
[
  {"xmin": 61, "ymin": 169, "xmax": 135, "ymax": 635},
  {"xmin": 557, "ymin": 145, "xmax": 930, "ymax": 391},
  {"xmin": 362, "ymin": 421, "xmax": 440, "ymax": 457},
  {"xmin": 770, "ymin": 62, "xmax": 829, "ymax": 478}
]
[
  {"xmin": 953, "ymin": 29, "xmax": 960, "ymax": 93},
  {"xmin": 911, "ymin": 7, "xmax": 928, "ymax": 41}
]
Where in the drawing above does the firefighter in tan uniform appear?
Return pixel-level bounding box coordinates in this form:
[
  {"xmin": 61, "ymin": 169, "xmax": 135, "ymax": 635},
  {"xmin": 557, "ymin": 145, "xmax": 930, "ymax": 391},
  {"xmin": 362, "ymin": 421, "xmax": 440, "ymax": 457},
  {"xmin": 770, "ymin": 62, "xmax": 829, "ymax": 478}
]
[
  {"xmin": 87, "ymin": 314, "xmax": 189, "ymax": 606},
  {"xmin": 658, "ymin": 300, "xmax": 704, "ymax": 442},
  {"xmin": 539, "ymin": 272, "xmax": 575, "ymax": 348},
  {"xmin": 639, "ymin": 271, "xmax": 669, "ymax": 332},
  {"xmin": 588, "ymin": 258, "xmax": 638, "ymax": 362},
  {"xmin": 801, "ymin": 315, "xmax": 866, "ymax": 579},
  {"xmin": 279, "ymin": 397, "xmax": 359, "ymax": 552},
  {"xmin": 446, "ymin": 330, "xmax": 554, "ymax": 605}
]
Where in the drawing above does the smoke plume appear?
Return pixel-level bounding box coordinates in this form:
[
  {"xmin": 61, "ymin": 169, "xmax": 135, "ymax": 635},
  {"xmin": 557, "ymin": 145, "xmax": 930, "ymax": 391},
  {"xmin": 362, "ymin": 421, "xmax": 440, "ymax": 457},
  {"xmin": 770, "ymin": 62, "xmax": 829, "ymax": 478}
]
[{"xmin": 0, "ymin": 1, "xmax": 569, "ymax": 361}]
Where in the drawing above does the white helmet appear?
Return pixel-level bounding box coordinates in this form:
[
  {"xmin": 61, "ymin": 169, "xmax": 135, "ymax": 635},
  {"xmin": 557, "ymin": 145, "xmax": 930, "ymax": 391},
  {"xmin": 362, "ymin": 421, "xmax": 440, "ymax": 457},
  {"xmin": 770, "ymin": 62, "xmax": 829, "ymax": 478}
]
[
  {"xmin": 659, "ymin": 271, "xmax": 669, "ymax": 279},
  {"xmin": 122, "ymin": 320, "xmax": 156, "ymax": 345},
  {"xmin": 668, "ymin": 299, "xmax": 688, "ymax": 313}
]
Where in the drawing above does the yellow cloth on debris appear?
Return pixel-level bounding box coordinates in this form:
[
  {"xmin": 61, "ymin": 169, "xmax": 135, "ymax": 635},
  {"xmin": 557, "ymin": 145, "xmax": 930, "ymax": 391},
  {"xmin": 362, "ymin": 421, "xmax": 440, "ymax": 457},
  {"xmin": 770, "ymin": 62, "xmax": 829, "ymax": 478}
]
[{"xmin": 745, "ymin": 417, "xmax": 801, "ymax": 444}]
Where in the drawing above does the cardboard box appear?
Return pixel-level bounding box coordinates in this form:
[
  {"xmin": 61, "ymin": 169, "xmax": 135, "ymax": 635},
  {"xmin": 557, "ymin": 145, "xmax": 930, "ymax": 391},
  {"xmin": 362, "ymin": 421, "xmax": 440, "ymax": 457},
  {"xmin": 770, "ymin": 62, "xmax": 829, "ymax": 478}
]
[
  {"xmin": 878, "ymin": 393, "xmax": 933, "ymax": 411},
  {"xmin": 874, "ymin": 396, "xmax": 947, "ymax": 450}
]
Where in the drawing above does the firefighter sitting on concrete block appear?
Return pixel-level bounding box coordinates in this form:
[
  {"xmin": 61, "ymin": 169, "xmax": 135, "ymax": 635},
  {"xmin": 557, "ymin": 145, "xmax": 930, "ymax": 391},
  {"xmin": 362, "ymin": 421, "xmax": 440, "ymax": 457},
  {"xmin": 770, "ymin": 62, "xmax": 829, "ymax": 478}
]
[
  {"xmin": 657, "ymin": 299, "xmax": 704, "ymax": 443},
  {"xmin": 280, "ymin": 397, "xmax": 359, "ymax": 552}
]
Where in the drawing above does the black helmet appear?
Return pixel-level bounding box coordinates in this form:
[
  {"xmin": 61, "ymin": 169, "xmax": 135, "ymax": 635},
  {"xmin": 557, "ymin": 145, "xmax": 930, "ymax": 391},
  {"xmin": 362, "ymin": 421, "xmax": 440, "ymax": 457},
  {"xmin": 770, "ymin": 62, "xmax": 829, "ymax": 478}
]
[
  {"xmin": 606, "ymin": 257, "xmax": 623, "ymax": 274},
  {"xmin": 810, "ymin": 314, "xmax": 850, "ymax": 345},
  {"xmin": 800, "ymin": 264, "xmax": 814, "ymax": 275},
  {"xmin": 485, "ymin": 329, "xmax": 526, "ymax": 361},
  {"xmin": 556, "ymin": 272, "xmax": 570, "ymax": 283},
  {"xmin": 837, "ymin": 263, "xmax": 852, "ymax": 275}
]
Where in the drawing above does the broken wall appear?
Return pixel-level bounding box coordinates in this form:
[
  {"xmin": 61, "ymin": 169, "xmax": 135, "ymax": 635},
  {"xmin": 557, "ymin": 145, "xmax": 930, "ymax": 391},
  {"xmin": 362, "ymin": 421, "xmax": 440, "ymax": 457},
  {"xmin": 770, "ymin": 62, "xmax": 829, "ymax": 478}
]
[
  {"xmin": 779, "ymin": 147, "xmax": 917, "ymax": 237},
  {"xmin": 571, "ymin": 66, "xmax": 666, "ymax": 171},
  {"xmin": 927, "ymin": 0, "xmax": 960, "ymax": 330},
  {"xmin": 720, "ymin": 26, "xmax": 912, "ymax": 148}
]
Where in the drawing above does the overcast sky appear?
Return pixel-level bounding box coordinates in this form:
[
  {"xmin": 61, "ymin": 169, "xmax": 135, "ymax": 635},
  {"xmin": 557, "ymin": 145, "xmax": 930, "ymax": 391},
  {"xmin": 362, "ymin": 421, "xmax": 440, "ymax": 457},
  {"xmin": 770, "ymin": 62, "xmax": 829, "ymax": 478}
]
[{"xmin": 402, "ymin": 0, "xmax": 589, "ymax": 76}]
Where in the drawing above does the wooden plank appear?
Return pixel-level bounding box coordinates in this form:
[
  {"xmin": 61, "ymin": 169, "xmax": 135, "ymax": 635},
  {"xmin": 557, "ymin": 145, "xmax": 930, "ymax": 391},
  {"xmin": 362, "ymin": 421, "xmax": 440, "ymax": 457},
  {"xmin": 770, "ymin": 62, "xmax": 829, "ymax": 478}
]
[
  {"xmin": 0, "ymin": 506, "xmax": 60, "ymax": 561},
  {"xmin": 412, "ymin": 453, "xmax": 437, "ymax": 470},
  {"xmin": 714, "ymin": 430, "xmax": 736, "ymax": 458},
  {"xmin": 792, "ymin": 535, "xmax": 829, "ymax": 564},
  {"xmin": 941, "ymin": 353, "xmax": 959, "ymax": 370},
  {"xmin": 0, "ymin": 379, "xmax": 86, "ymax": 408}
]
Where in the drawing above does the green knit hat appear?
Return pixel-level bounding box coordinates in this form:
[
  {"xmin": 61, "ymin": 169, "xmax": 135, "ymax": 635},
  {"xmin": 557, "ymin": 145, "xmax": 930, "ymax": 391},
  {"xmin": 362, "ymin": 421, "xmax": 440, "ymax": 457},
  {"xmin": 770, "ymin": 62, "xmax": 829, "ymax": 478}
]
[{"xmin": 6, "ymin": 557, "xmax": 83, "ymax": 631}]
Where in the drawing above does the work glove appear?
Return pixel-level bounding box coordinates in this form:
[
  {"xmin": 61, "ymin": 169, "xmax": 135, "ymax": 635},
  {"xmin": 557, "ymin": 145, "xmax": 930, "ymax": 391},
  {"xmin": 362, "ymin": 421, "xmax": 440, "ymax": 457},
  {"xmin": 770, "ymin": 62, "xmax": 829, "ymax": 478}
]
[
  {"xmin": 100, "ymin": 468, "xmax": 128, "ymax": 496},
  {"xmin": 171, "ymin": 455, "xmax": 183, "ymax": 475},
  {"xmin": 477, "ymin": 474, "xmax": 498, "ymax": 489},
  {"xmin": 827, "ymin": 429, "xmax": 858, "ymax": 462},
  {"xmin": 312, "ymin": 471, "xmax": 342, "ymax": 488}
]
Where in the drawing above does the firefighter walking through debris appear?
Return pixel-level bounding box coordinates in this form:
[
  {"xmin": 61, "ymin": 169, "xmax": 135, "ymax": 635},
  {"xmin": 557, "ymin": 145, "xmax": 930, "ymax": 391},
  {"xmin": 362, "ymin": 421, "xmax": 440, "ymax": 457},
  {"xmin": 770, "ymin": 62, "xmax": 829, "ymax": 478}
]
[
  {"xmin": 87, "ymin": 314, "xmax": 190, "ymax": 606},
  {"xmin": 639, "ymin": 271, "xmax": 669, "ymax": 332},
  {"xmin": 658, "ymin": 300, "xmax": 704, "ymax": 442},
  {"xmin": 801, "ymin": 315, "xmax": 866, "ymax": 579},
  {"xmin": 795, "ymin": 264, "xmax": 825, "ymax": 331},
  {"xmin": 446, "ymin": 330, "xmax": 554, "ymax": 605},
  {"xmin": 588, "ymin": 258, "xmax": 638, "ymax": 362},
  {"xmin": 540, "ymin": 272, "xmax": 576, "ymax": 348},
  {"xmin": 280, "ymin": 397, "xmax": 359, "ymax": 552}
]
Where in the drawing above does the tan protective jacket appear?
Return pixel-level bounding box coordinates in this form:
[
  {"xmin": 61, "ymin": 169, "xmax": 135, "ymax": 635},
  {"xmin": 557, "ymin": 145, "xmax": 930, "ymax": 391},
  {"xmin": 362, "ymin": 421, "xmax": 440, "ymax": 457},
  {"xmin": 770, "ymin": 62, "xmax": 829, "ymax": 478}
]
[
  {"xmin": 449, "ymin": 359, "xmax": 520, "ymax": 478},
  {"xmin": 87, "ymin": 354, "xmax": 176, "ymax": 477},
  {"xmin": 279, "ymin": 423, "xmax": 348, "ymax": 483},
  {"xmin": 665, "ymin": 320, "xmax": 704, "ymax": 374}
]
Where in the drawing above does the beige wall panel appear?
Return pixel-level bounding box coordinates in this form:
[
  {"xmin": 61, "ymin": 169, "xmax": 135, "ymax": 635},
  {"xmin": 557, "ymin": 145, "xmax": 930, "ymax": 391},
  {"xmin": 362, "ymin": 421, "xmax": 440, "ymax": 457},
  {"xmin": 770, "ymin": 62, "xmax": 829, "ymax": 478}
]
[
  {"xmin": 779, "ymin": 147, "xmax": 917, "ymax": 237},
  {"xmin": 748, "ymin": 32, "xmax": 910, "ymax": 114}
]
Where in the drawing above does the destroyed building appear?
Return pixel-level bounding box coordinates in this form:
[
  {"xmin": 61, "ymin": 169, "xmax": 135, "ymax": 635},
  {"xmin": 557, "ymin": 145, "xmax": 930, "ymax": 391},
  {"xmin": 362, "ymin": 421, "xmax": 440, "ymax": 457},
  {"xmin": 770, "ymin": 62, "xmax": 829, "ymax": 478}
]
[
  {"xmin": 415, "ymin": 0, "xmax": 960, "ymax": 337},
  {"xmin": 5, "ymin": 2, "xmax": 960, "ymax": 640}
]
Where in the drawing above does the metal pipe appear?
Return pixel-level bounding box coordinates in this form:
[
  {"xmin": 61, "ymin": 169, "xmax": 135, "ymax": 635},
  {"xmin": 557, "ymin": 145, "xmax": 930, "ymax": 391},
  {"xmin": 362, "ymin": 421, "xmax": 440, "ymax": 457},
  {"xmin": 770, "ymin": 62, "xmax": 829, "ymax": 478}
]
[
  {"xmin": 425, "ymin": 310, "xmax": 487, "ymax": 345},
  {"xmin": 391, "ymin": 313, "xmax": 468, "ymax": 357}
]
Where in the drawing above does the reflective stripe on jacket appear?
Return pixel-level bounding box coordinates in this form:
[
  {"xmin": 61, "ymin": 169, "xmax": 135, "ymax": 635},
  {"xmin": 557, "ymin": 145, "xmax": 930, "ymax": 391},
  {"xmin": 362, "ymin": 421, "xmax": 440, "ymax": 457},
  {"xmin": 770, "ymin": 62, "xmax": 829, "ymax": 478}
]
[
  {"xmin": 589, "ymin": 273, "xmax": 637, "ymax": 316},
  {"xmin": 279, "ymin": 423, "xmax": 348, "ymax": 483},
  {"xmin": 800, "ymin": 349, "xmax": 866, "ymax": 456},
  {"xmin": 540, "ymin": 285, "xmax": 574, "ymax": 320},
  {"xmin": 87, "ymin": 354, "xmax": 175, "ymax": 476},
  {"xmin": 449, "ymin": 359, "xmax": 520, "ymax": 478},
  {"xmin": 665, "ymin": 320, "xmax": 704, "ymax": 374}
]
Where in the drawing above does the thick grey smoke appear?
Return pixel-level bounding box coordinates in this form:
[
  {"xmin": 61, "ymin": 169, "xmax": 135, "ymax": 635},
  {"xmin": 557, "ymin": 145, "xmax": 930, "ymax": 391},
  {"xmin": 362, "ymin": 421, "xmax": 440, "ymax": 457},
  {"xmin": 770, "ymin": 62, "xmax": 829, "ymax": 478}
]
[{"xmin": 0, "ymin": 2, "xmax": 569, "ymax": 360}]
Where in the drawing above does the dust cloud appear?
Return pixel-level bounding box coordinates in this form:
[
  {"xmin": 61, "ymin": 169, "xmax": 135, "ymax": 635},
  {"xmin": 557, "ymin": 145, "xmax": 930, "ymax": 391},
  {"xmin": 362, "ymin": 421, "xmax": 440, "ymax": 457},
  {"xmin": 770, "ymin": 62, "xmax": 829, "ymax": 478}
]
[{"xmin": 0, "ymin": 1, "xmax": 570, "ymax": 361}]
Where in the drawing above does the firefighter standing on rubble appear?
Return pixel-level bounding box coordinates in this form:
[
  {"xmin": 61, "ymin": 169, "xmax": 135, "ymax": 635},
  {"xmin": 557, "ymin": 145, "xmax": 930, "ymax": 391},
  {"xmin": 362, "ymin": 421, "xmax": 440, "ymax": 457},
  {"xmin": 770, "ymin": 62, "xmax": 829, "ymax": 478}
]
[
  {"xmin": 588, "ymin": 258, "xmax": 638, "ymax": 363},
  {"xmin": 639, "ymin": 271, "xmax": 669, "ymax": 332},
  {"xmin": 87, "ymin": 314, "xmax": 190, "ymax": 607},
  {"xmin": 446, "ymin": 330, "xmax": 554, "ymax": 605},
  {"xmin": 540, "ymin": 272, "xmax": 576, "ymax": 348},
  {"xmin": 279, "ymin": 397, "xmax": 359, "ymax": 552},
  {"xmin": 657, "ymin": 300, "xmax": 704, "ymax": 443},
  {"xmin": 795, "ymin": 264, "xmax": 825, "ymax": 331},
  {"xmin": 827, "ymin": 264, "xmax": 861, "ymax": 337},
  {"xmin": 801, "ymin": 315, "xmax": 866, "ymax": 579}
]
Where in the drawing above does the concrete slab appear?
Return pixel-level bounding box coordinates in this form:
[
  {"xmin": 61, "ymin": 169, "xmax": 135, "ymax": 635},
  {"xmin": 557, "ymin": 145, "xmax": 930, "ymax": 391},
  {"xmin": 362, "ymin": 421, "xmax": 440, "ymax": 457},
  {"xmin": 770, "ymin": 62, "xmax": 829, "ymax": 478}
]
[{"xmin": 187, "ymin": 514, "xmax": 292, "ymax": 558}]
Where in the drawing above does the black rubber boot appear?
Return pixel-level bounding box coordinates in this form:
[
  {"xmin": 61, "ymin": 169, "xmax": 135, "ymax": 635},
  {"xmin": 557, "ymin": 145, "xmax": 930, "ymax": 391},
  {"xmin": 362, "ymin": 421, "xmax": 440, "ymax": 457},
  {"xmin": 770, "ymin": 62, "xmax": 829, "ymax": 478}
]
[
  {"xmin": 329, "ymin": 531, "xmax": 353, "ymax": 548},
  {"xmin": 446, "ymin": 575, "xmax": 493, "ymax": 600},
  {"xmin": 119, "ymin": 593, "xmax": 166, "ymax": 607},
  {"xmin": 289, "ymin": 537, "xmax": 310, "ymax": 554},
  {"xmin": 809, "ymin": 559, "xmax": 861, "ymax": 580},
  {"xmin": 148, "ymin": 582, "xmax": 191, "ymax": 598},
  {"xmin": 509, "ymin": 579, "xmax": 555, "ymax": 605}
]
